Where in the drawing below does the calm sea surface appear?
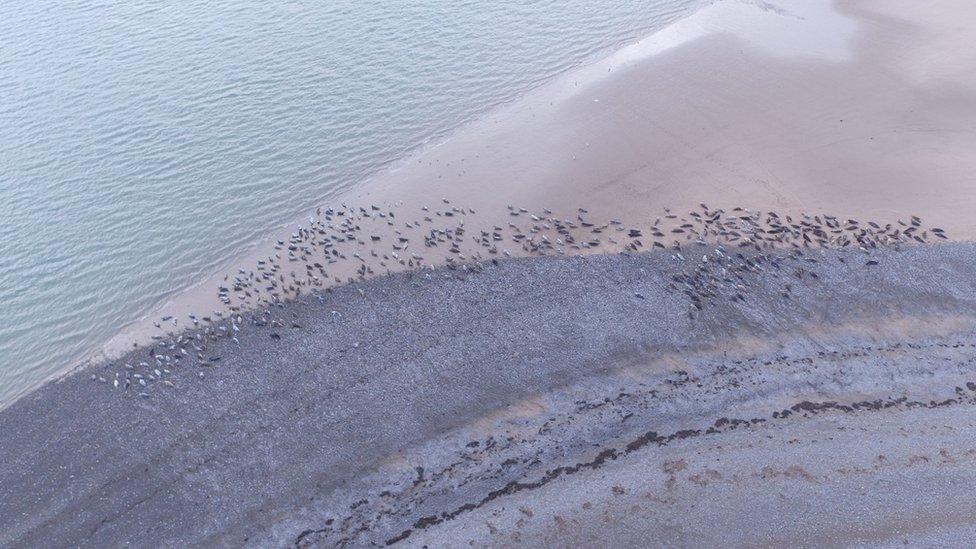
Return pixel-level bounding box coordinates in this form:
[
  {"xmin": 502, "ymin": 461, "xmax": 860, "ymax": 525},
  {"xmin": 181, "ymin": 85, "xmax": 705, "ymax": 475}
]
[{"xmin": 0, "ymin": 0, "xmax": 707, "ymax": 404}]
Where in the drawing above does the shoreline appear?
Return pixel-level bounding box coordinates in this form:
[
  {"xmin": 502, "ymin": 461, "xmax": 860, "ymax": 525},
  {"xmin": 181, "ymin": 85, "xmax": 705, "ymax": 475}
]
[
  {"xmin": 8, "ymin": 1, "xmax": 716, "ymax": 407},
  {"xmin": 58, "ymin": 0, "xmax": 976, "ymax": 404}
]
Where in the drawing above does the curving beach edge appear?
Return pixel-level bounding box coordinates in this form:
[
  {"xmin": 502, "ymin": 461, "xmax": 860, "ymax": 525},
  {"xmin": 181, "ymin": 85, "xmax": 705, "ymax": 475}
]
[{"xmin": 4, "ymin": 0, "xmax": 976, "ymax": 546}]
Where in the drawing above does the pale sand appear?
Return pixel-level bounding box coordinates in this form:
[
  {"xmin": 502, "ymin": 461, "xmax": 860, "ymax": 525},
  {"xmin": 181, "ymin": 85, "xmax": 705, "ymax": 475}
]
[{"xmin": 72, "ymin": 0, "xmax": 976, "ymax": 374}]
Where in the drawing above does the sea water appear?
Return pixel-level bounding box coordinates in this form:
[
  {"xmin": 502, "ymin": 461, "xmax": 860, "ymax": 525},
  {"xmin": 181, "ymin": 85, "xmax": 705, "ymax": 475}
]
[{"xmin": 0, "ymin": 0, "xmax": 708, "ymax": 404}]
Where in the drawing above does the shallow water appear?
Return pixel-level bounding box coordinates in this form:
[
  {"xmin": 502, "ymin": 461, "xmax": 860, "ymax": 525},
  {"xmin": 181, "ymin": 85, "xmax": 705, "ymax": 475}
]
[{"xmin": 0, "ymin": 0, "xmax": 707, "ymax": 404}]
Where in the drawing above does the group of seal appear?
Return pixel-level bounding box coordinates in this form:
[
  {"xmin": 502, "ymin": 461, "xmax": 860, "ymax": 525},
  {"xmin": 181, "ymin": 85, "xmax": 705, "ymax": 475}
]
[{"xmin": 89, "ymin": 201, "xmax": 948, "ymax": 398}]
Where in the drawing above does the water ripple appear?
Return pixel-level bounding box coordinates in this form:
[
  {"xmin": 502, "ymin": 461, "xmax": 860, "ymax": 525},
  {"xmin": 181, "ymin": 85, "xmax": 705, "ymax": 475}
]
[{"xmin": 0, "ymin": 0, "xmax": 708, "ymax": 403}]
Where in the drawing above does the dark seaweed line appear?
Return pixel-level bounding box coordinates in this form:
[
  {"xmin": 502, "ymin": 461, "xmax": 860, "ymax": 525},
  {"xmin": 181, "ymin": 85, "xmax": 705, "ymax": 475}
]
[{"xmin": 291, "ymin": 382, "xmax": 976, "ymax": 547}]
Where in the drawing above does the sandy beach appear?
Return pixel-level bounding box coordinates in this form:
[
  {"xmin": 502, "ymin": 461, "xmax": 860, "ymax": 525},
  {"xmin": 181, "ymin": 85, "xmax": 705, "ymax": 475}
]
[{"xmin": 4, "ymin": 0, "xmax": 976, "ymax": 545}]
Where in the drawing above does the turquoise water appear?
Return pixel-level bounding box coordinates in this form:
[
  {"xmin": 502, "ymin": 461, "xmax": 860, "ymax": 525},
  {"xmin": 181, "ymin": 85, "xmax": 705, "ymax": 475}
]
[{"xmin": 0, "ymin": 0, "xmax": 707, "ymax": 404}]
